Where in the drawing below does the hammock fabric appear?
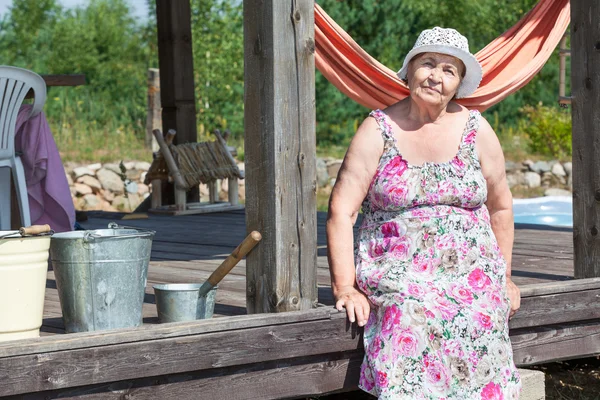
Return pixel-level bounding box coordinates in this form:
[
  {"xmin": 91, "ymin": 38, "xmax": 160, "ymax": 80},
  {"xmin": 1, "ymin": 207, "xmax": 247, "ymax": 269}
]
[{"xmin": 314, "ymin": 0, "xmax": 570, "ymax": 111}]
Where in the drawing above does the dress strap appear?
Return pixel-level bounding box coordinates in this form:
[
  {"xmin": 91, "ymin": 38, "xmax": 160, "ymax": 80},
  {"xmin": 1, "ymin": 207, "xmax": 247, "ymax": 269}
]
[
  {"xmin": 460, "ymin": 110, "xmax": 481, "ymax": 145},
  {"xmin": 459, "ymin": 110, "xmax": 482, "ymax": 165},
  {"xmin": 369, "ymin": 109, "xmax": 396, "ymax": 149}
]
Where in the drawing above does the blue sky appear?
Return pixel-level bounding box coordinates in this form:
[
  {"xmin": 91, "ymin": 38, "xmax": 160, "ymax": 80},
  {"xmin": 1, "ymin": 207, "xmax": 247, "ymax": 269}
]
[{"xmin": 0, "ymin": 0, "xmax": 149, "ymax": 20}]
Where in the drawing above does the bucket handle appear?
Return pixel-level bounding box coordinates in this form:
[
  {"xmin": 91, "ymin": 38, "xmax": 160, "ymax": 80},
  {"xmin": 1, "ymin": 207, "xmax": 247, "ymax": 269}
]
[
  {"xmin": 83, "ymin": 222, "xmax": 155, "ymax": 243},
  {"xmin": 107, "ymin": 222, "xmax": 156, "ymax": 233}
]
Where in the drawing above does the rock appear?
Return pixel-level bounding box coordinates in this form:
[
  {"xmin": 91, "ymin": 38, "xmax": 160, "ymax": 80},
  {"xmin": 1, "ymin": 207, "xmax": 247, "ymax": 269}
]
[
  {"xmin": 69, "ymin": 187, "xmax": 77, "ymax": 197},
  {"xmin": 127, "ymin": 193, "xmax": 141, "ymax": 210},
  {"xmin": 101, "ymin": 200, "xmax": 115, "ymax": 212},
  {"xmin": 100, "ymin": 189, "xmax": 115, "ymax": 202},
  {"xmin": 83, "ymin": 194, "xmax": 102, "ymax": 211},
  {"xmin": 126, "ymin": 169, "xmax": 142, "ymax": 181},
  {"xmin": 140, "ymin": 172, "xmax": 147, "ymax": 183},
  {"xmin": 103, "ymin": 163, "xmax": 123, "ymax": 175},
  {"xmin": 541, "ymin": 172, "xmax": 564, "ymax": 188},
  {"xmin": 523, "ymin": 159, "xmax": 534, "ymax": 170},
  {"xmin": 563, "ymin": 162, "xmax": 572, "ymax": 176},
  {"xmin": 568, "ymin": 175, "xmax": 573, "ymax": 189},
  {"xmin": 73, "ymin": 166, "xmax": 95, "ymax": 179},
  {"xmin": 506, "ymin": 171, "xmax": 525, "ymax": 188},
  {"xmin": 74, "ymin": 197, "xmax": 86, "ymax": 210},
  {"xmin": 530, "ymin": 161, "xmax": 551, "ymax": 174},
  {"xmin": 65, "ymin": 172, "xmax": 73, "ymax": 186},
  {"xmin": 199, "ymin": 184, "xmax": 209, "ymax": 198},
  {"xmin": 219, "ymin": 190, "xmax": 228, "ymax": 201},
  {"xmin": 551, "ymin": 163, "xmax": 566, "ymax": 177},
  {"xmin": 87, "ymin": 163, "xmax": 102, "ymax": 171},
  {"xmin": 73, "ymin": 183, "xmax": 93, "ymax": 195},
  {"xmin": 316, "ymin": 158, "xmax": 329, "ymax": 188},
  {"xmin": 523, "ymin": 172, "xmax": 541, "ymax": 188},
  {"xmin": 544, "ymin": 188, "xmax": 571, "ymax": 197},
  {"xmin": 238, "ymin": 185, "xmax": 245, "ymax": 201},
  {"xmin": 329, "ymin": 178, "xmax": 337, "ymax": 187},
  {"xmin": 221, "ymin": 179, "xmax": 229, "ymax": 192},
  {"xmin": 137, "ymin": 183, "xmax": 149, "ymax": 195},
  {"xmin": 135, "ymin": 161, "xmax": 151, "ymax": 171},
  {"xmin": 63, "ymin": 162, "xmax": 77, "ymax": 177},
  {"xmin": 112, "ymin": 195, "xmax": 132, "ymax": 212},
  {"xmin": 326, "ymin": 160, "xmax": 343, "ymax": 179},
  {"xmin": 504, "ymin": 161, "xmax": 522, "ymax": 173},
  {"xmin": 76, "ymin": 175, "xmax": 102, "ymax": 193},
  {"xmin": 126, "ymin": 181, "xmax": 138, "ymax": 194},
  {"xmin": 124, "ymin": 161, "xmax": 135, "ymax": 170},
  {"xmin": 96, "ymin": 168, "xmax": 124, "ymax": 194}
]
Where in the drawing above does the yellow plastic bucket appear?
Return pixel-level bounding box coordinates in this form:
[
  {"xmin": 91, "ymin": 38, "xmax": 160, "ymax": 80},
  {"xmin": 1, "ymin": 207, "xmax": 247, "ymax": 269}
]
[{"xmin": 0, "ymin": 233, "xmax": 50, "ymax": 342}]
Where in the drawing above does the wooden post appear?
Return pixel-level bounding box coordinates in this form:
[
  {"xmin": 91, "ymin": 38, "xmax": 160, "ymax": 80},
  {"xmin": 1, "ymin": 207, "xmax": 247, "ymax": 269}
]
[
  {"xmin": 571, "ymin": 0, "xmax": 600, "ymax": 278},
  {"xmin": 151, "ymin": 179, "xmax": 162, "ymax": 209},
  {"xmin": 244, "ymin": 0, "xmax": 317, "ymax": 313},
  {"xmin": 146, "ymin": 68, "xmax": 161, "ymax": 152},
  {"xmin": 228, "ymin": 178, "xmax": 239, "ymax": 206},
  {"xmin": 208, "ymin": 181, "xmax": 218, "ymax": 203},
  {"xmin": 155, "ymin": 0, "xmax": 199, "ymax": 202}
]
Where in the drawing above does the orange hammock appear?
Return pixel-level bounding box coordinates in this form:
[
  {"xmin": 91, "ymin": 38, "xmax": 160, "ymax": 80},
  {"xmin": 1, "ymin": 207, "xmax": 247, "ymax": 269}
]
[{"xmin": 315, "ymin": 0, "xmax": 570, "ymax": 111}]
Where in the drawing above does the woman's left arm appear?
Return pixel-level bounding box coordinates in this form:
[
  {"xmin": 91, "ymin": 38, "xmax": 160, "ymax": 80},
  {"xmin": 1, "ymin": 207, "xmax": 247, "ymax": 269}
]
[{"xmin": 477, "ymin": 116, "xmax": 520, "ymax": 318}]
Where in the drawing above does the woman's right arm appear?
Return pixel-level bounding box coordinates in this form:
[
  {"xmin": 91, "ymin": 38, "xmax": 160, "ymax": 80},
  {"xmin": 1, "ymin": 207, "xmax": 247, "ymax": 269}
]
[{"xmin": 327, "ymin": 116, "xmax": 383, "ymax": 327}]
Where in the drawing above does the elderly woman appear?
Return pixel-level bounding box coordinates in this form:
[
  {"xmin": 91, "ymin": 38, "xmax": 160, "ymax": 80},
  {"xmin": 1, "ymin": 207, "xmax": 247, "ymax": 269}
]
[{"xmin": 327, "ymin": 28, "xmax": 522, "ymax": 399}]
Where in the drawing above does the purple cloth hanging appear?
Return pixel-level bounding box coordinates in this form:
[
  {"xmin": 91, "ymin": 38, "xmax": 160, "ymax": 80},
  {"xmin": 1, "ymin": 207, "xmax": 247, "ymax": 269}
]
[{"xmin": 14, "ymin": 105, "xmax": 75, "ymax": 232}]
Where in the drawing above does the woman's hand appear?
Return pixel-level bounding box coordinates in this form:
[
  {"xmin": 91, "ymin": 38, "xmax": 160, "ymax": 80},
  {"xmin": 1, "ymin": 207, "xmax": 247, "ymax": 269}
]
[
  {"xmin": 334, "ymin": 285, "xmax": 371, "ymax": 327},
  {"xmin": 506, "ymin": 278, "xmax": 521, "ymax": 319}
]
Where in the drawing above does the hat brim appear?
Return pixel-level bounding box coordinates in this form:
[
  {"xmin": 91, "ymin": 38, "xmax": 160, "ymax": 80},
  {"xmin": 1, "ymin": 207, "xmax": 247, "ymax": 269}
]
[{"xmin": 397, "ymin": 45, "xmax": 482, "ymax": 98}]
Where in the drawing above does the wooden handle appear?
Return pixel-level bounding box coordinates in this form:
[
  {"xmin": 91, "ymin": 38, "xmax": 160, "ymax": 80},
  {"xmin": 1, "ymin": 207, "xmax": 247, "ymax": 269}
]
[
  {"xmin": 19, "ymin": 224, "xmax": 51, "ymax": 236},
  {"xmin": 165, "ymin": 129, "xmax": 176, "ymax": 145},
  {"xmin": 206, "ymin": 231, "xmax": 262, "ymax": 287},
  {"xmin": 153, "ymin": 129, "xmax": 187, "ymax": 190}
]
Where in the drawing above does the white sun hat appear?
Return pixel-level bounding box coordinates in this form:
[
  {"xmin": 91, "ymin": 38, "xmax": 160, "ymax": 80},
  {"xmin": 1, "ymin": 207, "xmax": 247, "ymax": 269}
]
[{"xmin": 397, "ymin": 27, "xmax": 483, "ymax": 99}]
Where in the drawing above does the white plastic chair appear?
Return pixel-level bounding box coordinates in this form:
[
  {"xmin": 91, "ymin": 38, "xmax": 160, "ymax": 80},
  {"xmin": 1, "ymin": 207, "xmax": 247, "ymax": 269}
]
[{"xmin": 0, "ymin": 66, "xmax": 46, "ymax": 230}]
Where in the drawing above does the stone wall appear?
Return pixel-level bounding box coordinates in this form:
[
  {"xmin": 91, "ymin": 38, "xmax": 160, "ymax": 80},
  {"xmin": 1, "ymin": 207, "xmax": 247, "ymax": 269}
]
[
  {"xmin": 505, "ymin": 160, "xmax": 572, "ymax": 196},
  {"xmin": 317, "ymin": 158, "xmax": 573, "ymax": 196},
  {"xmin": 66, "ymin": 161, "xmax": 152, "ymax": 212},
  {"xmin": 66, "ymin": 161, "xmax": 247, "ymax": 212},
  {"xmin": 66, "ymin": 158, "xmax": 571, "ymax": 212}
]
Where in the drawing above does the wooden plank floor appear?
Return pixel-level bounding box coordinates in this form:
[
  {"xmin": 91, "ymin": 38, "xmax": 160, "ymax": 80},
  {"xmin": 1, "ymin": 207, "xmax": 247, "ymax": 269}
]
[{"xmin": 41, "ymin": 210, "xmax": 575, "ymax": 334}]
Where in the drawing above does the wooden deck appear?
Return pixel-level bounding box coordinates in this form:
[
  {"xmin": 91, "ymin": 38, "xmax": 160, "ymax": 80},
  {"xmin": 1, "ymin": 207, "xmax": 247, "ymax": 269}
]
[
  {"xmin": 41, "ymin": 210, "xmax": 575, "ymax": 333},
  {"xmin": 1, "ymin": 210, "xmax": 600, "ymax": 399}
]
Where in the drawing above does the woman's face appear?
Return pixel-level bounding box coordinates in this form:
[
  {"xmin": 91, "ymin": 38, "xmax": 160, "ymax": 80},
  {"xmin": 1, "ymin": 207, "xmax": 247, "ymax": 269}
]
[{"xmin": 406, "ymin": 52, "xmax": 464, "ymax": 106}]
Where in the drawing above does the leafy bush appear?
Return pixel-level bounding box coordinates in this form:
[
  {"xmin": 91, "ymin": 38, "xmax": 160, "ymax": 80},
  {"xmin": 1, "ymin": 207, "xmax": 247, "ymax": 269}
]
[{"xmin": 520, "ymin": 104, "xmax": 571, "ymax": 159}]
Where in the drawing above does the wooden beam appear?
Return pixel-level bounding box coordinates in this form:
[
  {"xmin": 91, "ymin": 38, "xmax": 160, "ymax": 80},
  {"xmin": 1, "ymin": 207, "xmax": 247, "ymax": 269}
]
[
  {"xmin": 7, "ymin": 353, "xmax": 363, "ymax": 400},
  {"xmin": 146, "ymin": 68, "xmax": 161, "ymax": 151},
  {"xmin": 3, "ymin": 277, "xmax": 600, "ymax": 398},
  {"xmin": 511, "ymin": 320, "xmax": 600, "ymax": 366},
  {"xmin": 155, "ymin": 0, "xmax": 197, "ymax": 146},
  {"xmin": 0, "ymin": 311, "xmax": 361, "ymax": 397},
  {"xmin": 243, "ymin": 0, "xmax": 317, "ymax": 313},
  {"xmin": 41, "ymin": 74, "xmax": 86, "ymax": 87},
  {"xmin": 155, "ymin": 0, "xmax": 199, "ymax": 203},
  {"xmin": 25, "ymin": 75, "xmax": 87, "ymax": 99},
  {"xmin": 571, "ymin": 0, "xmax": 600, "ymax": 278}
]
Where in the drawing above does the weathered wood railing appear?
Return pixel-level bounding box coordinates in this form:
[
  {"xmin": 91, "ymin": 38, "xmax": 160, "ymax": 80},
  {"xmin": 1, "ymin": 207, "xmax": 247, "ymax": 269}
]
[{"xmin": 0, "ymin": 278, "xmax": 599, "ymax": 399}]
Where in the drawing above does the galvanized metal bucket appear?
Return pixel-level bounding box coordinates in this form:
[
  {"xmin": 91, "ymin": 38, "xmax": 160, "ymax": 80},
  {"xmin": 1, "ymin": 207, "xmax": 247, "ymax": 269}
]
[
  {"xmin": 153, "ymin": 283, "xmax": 217, "ymax": 323},
  {"xmin": 50, "ymin": 223, "xmax": 155, "ymax": 333}
]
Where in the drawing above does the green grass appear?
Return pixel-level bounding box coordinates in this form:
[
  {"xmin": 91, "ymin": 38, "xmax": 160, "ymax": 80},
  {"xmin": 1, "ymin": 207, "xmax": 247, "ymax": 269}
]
[{"xmin": 52, "ymin": 121, "xmax": 150, "ymax": 163}]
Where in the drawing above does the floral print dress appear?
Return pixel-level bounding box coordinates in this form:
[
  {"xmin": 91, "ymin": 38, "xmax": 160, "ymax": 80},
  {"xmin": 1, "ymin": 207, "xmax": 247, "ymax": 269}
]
[{"xmin": 356, "ymin": 109, "xmax": 521, "ymax": 399}]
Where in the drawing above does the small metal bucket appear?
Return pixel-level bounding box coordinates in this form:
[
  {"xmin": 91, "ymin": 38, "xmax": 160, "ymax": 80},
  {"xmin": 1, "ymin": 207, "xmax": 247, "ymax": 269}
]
[
  {"xmin": 50, "ymin": 223, "xmax": 155, "ymax": 333},
  {"xmin": 153, "ymin": 284, "xmax": 217, "ymax": 323}
]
